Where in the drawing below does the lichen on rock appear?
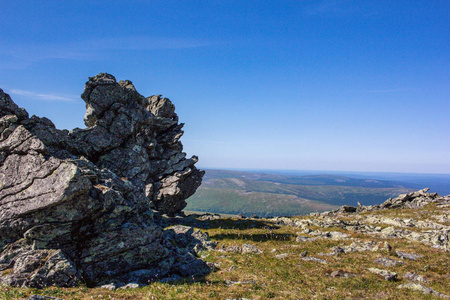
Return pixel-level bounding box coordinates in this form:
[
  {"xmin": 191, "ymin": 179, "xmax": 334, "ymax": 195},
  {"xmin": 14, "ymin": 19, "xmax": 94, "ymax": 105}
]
[{"xmin": 0, "ymin": 73, "xmax": 207, "ymax": 287}]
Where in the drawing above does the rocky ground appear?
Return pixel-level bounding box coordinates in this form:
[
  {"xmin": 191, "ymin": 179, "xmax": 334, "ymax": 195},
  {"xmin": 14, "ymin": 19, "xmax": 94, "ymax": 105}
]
[{"xmin": 2, "ymin": 189, "xmax": 449, "ymax": 299}]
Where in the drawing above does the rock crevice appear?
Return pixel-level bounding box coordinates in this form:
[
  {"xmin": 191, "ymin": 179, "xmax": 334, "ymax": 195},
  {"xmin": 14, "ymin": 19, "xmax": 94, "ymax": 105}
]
[{"xmin": 0, "ymin": 73, "xmax": 207, "ymax": 287}]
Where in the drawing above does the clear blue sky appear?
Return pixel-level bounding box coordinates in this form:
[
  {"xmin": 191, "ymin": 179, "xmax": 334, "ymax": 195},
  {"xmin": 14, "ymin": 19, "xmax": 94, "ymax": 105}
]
[{"xmin": 1, "ymin": 1, "xmax": 449, "ymax": 173}]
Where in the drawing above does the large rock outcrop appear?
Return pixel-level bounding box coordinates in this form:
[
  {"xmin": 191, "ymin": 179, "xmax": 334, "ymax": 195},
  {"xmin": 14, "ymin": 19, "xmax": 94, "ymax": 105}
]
[{"xmin": 0, "ymin": 73, "xmax": 207, "ymax": 287}]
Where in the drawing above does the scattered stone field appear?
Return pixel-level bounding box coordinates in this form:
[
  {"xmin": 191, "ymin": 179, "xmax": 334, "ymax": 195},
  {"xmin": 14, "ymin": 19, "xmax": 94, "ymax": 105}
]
[{"xmin": 3, "ymin": 190, "xmax": 449, "ymax": 299}]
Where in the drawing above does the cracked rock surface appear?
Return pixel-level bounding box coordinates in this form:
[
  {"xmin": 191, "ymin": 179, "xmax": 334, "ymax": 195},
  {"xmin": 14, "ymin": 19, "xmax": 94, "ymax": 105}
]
[{"xmin": 0, "ymin": 74, "xmax": 207, "ymax": 287}]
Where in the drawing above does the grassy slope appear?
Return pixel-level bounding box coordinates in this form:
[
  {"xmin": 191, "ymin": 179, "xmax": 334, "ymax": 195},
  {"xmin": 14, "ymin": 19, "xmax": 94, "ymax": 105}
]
[
  {"xmin": 185, "ymin": 174, "xmax": 414, "ymax": 216},
  {"xmin": 6, "ymin": 203, "xmax": 449, "ymax": 300},
  {"xmin": 185, "ymin": 187, "xmax": 339, "ymax": 217},
  {"xmin": 201, "ymin": 169, "xmax": 414, "ymax": 189}
]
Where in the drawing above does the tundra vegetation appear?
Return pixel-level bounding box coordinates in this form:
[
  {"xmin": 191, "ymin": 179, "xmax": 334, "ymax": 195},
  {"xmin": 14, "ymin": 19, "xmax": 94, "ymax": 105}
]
[{"xmin": 2, "ymin": 190, "xmax": 449, "ymax": 299}]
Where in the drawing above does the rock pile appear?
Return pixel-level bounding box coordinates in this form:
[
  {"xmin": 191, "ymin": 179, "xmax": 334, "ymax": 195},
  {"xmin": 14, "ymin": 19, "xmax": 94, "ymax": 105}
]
[
  {"xmin": 319, "ymin": 188, "xmax": 446, "ymax": 216},
  {"xmin": 0, "ymin": 74, "xmax": 208, "ymax": 287},
  {"xmin": 271, "ymin": 190, "xmax": 450, "ymax": 252}
]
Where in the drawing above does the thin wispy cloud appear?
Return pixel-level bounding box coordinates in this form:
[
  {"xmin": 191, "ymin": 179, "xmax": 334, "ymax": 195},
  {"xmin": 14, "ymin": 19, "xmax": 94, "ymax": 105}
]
[
  {"xmin": 303, "ymin": 0, "xmax": 352, "ymax": 15},
  {"xmin": 0, "ymin": 53, "xmax": 32, "ymax": 70},
  {"xmin": 0, "ymin": 36, "xmax": 214, "ymax": 68},
  {"xmin": 82, "ymin": 36, "xmax": 213, "ymax": 51},
  {"xmin": 8, "ymin": 89, "xmax": 78, "ymax": 102},
  {"xmin": 359, "ymin": 88, "xmax": 413, "ymax": 93},
  {"xmin": 182, "ymin": 139, "xmax": 229, "ymax": 145}
]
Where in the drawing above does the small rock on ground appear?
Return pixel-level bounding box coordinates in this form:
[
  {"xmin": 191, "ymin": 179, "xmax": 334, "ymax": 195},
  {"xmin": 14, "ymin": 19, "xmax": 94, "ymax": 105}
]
[
  {"xmin": 374, "ymin": 257, "xmax": 404, "ymax": 267},
  {"xmin": 330, "ymin": 270, "xmax": 357, "ymax": 278},
  {"xmin": 99, "ymin": 283, "xmax": 118, "ymax": 290},
  {"xmin": 403, "ymin": 272, "xmax": 427, "ymax": 283},
  {"xmin": 296, "ymin": 236, "xmax": 319, "ymax": 242},
  {"xmin": 368, "ymin": 268, "xmax": 398, "ymax": 281},
  {"xmin": 301, "ymin": 257, "xmax": 328, "ymax": 264},
  {"xmin": 397, "ymin": 283, "xmax": 450, "ymax": 298},
  {"xmin": 241, "ymin": 244, "xmax": 263, "ymax": 254},
  {"xmin": 119, "ymin": 283, "xmax": 140, "ymax": 289},
  {"xmin": 396, "ymin": 251, "xmax": 423, "ymax": 260},
  {"xmin": 225, "ymin": 280, "xmax": 257, "ymax": 286}
]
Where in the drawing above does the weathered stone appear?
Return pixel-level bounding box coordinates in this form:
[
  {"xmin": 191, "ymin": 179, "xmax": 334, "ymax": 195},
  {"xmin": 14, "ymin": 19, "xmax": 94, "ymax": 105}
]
[
  {"xmin": 368, "ymin": 268, "xmax": 397, "ymax": 281},
  {"xmin": 27, "ymin": 296, "xmax": 64, "ymax": 300},
  {"xmin": 323, "ymin": 189, "xmax": 445, "ymax": 216},
  {"xmin": 330, "ymin": 270, "xmax": 356, "ymax": 278},
  {"xmin": 403, "ymin": 272, "xmax": 427, "ymax": 283},
  {"xmin": 374, "ymin": 257, "xmax": 404, "ymax": 267},
  {"xmin": 99, "ymin": 283, "xmax": 118, "ymax": 290},
  {"xmin": 296, "ymin": 236, "xmax": 319, "ymax": 242},
  {"xmin": 330, "ymin": 231, "xmax": 351, "ymax": 240},
  {"xmin": 396, "ymin": 251, "xmax": 423, "ymax": 260},
  {"xmin": 301, "ymin": 256, "xmax": 328, "ymax": 264},
  {"xmin": 166, "ymin": 225, "xmax": 216, "ymax": 254},
  {"xmin": 376, "ymin": 226, "xmax": 450, "ymax": 251},
  {"xmin": 308, "ymin": 230, "xmax": 350, "ymax": 240},
  {"xmin": 341, "ymin": 241, "xmax": 380, "ymax": 253},
  {"xmin": 397, "ymin": 283, "xmax": 450, "ymax": 298},
  {"xmin": 217, "ymin": 244, "xmax": 262, "ymax": 254},
  {"xmin": 197, "ymin": 213, "xmax": 221, "ymax": 221},
  {"xmin": 330, "ymin": 246, "xmax": 345, "ymax": 255},
  {"xmin": 224, "ymin": 279, "xmax": 257, "ymax": 286},
  {"xmin": 380, "ymin": 188, "xmax": 440, "ymax": 209},
  {"xmin": 330, "ymin": 270, "xmax": 342, "ymax": 277},
  {"xmin": 218, "ymin": 245, "xmax": 242, "ymax": 253},
  {"xmin": 0, "ymin": 75, "xmax": 207, "ymax": 287},
  {"xmin": 241, "ymin": 244, "xmax": 263, "ymax": 254},
  {"xmin": 119, "ymin": 283, "xmax": 140, "ymax": 289}
]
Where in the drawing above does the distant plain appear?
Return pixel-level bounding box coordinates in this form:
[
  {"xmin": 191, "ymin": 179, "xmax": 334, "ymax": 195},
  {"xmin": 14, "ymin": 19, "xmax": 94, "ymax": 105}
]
[{"xmin": 185, "ymin": 169, "xmax": 450, "ymax": 217}]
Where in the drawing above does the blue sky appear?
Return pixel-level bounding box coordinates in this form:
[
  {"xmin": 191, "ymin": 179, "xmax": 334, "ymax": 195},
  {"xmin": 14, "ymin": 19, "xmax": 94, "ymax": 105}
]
[{"xmin": 1, "ymin": 0, "xmax": 449, "ymax": 173}]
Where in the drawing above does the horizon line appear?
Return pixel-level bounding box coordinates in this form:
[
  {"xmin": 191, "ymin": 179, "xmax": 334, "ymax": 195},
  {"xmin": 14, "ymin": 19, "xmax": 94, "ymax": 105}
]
[{"xmin": 197, "ymin": 167, "xmax": 450, "ymax": 176}]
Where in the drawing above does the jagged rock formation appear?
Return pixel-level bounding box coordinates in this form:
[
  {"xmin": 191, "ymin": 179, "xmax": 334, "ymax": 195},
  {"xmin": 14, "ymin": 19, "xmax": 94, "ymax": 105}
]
[
  {"xmin": 0, "ymin": 73, "xmax": 208, "ymax": 287},
  {"xmin": 318, "ymin": 188, "xmax": 447, "ymax": 215}
]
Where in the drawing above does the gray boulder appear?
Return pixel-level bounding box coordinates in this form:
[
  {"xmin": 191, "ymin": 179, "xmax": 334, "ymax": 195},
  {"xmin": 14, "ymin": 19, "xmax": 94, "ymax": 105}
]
[
  {"xmin": 0, "ymin": 74, "xmax": 207, "ymax": 287},
  {"xmin": 378, "ymin": 188, "xmax": 440, "ymax": 209},
  {"xmin": 374, "ymin": 257, "xmax": 404, "ymax": 267}
]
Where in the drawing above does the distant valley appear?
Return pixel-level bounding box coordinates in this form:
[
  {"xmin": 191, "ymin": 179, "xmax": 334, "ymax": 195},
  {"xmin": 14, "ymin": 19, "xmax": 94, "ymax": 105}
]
[{"xmin": 184, "ymin": 169, "xmax": 446, "ymax": 217}]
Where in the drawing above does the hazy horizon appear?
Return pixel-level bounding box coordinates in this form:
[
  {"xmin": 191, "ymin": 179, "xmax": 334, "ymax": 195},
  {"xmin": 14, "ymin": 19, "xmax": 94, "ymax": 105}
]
[
  {"xmin": 199, "ymin": 167, "xmax": 450, "ymax": 176},
  {"xmin": 199, "ymin": 167, "xmax": 450, "ymax": 196}
]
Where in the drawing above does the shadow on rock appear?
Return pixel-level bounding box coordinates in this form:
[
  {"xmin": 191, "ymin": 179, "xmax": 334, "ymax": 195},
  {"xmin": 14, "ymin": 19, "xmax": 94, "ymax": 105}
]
[{"xmin": 0, "ymin": 74, "xmax": 208, "ymax": 288}]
